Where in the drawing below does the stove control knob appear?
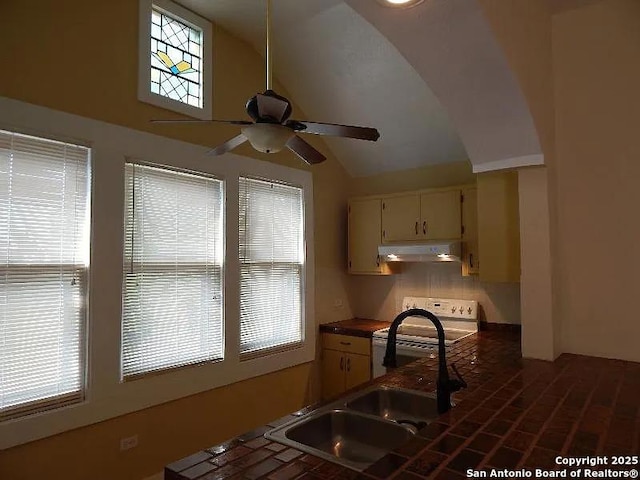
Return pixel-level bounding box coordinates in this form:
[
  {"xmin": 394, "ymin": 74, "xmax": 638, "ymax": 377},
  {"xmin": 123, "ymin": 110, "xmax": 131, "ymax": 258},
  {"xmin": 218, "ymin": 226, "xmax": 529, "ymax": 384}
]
[
  {"xmin": 459, "ymin": 307, "xmax": 464, "ymax": 314},
  {"xmin": 468, "ymin": 307, "xmax": 472, "ymax": 314},
  {"xmin": 412, "ymin": 303, "xmax": 417, "ymax": 309},
  {"xmin": 451, "ymin": 306, "xmax": 456, "ymax": 314}
]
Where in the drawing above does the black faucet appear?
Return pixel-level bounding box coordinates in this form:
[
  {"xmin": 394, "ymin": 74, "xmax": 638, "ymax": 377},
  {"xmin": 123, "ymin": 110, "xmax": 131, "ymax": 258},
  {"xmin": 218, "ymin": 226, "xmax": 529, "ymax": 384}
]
[{"xmin": 382, "ymin": 308, "xmax": 467, "ymax": 414}]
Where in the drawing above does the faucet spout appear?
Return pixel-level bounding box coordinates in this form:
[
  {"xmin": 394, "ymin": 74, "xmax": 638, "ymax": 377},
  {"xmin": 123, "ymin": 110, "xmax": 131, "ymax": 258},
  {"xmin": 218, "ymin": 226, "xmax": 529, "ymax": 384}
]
[{"xmin": 382, "ymin": 308, "xmax": 465, "ymax": 414}]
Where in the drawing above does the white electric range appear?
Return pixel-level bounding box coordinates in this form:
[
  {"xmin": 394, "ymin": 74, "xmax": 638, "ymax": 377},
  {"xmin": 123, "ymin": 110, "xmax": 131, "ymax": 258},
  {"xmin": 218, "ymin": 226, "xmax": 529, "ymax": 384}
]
[{"xmin": 372, "ymin": 296, "xmax": 479, "ymax": 377}]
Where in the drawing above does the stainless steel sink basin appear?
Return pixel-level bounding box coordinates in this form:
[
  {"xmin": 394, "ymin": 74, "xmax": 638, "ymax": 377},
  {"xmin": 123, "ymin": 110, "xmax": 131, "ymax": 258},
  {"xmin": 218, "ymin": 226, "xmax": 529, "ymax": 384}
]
[
  {"xmin": 265, "ymin": 409, "xmax": 415, "ymax": 471},
  {"xmin": 265, "ymin": 385, "xmax": 447, "ymax": 471},
  {"xmin": 344, "ymin": 385, "xmax": 440, "ymax": 429}
]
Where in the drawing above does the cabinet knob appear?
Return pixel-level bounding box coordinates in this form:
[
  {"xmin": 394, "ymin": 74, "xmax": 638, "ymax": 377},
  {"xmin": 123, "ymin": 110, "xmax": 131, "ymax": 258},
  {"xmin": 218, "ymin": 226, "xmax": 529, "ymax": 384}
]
[
  {"xmin": 376, "ymin": 255, "xmax": 380, "ymax": 267},
  {"xmin": 469, "ymin": 253, "xmax": 474, "ymax": 268},
  {"xmin": 415, "ymin": 221, "xmax": 418, "ymax": 235},
  {"xmin": 423, "ymin": 221, "xmax": 427, "ymax": 235},
  {"xmin": 340, "ymin": 357, "xmax": 344, "ymax": 371},
  {"xmin": 346, "ymin": 357, "xmax": 351, "ymax": 372},
  {"xmin": 339, "ymin": 341, "xmax": 351, "ymax": 346}
]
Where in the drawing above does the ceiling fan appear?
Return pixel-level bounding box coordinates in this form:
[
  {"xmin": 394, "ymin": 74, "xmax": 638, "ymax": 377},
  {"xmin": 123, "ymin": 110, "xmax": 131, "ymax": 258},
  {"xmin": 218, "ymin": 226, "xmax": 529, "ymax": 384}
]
[{"xmin": 152, "ymin": 0, "xmax": 380, "ymax": 165}]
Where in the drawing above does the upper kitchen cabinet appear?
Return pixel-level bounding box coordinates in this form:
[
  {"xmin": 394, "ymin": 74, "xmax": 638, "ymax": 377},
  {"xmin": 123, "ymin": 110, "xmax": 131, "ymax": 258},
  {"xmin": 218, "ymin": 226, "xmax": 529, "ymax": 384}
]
[
  {"xmin": 420, "ymin": 190, "xmax": 462, "ymax": 240},
  {"xmin": 348, "ymin": 198, "xmax": 393, "ymax": 275},
  {"xmin": 381, "ymin": 194, "xmax": 420, "ymax": 242},
  {"xmin": 477, "ymin": 171, "xmax": 520, "ymax": 283},
  {"xmin": 381, "ymin": 190, "xmax": 461, "ymax": 243},
  {"xmin": 461, "ymin": 187, "xmax": 479, "ymax": 276}
]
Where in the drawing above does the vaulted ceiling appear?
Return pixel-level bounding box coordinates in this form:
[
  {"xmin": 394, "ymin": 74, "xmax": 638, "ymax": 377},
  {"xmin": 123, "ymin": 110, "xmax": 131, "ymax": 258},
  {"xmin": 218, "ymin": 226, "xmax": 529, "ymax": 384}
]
[{"xmin": 179, "ymin": 0, "xmax": 543, "ymax": 177}]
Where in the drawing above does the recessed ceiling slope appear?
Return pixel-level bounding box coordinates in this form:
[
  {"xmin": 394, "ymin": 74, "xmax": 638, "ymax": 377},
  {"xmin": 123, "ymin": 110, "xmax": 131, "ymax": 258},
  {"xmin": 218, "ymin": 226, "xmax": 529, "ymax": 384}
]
[
  {"xmin": 178, "ymin": 0, "xmax": 467, "ymax": 177},
  {"xmin": 345, "ymin": 0, "xmax": 543, "ymax": 172}
]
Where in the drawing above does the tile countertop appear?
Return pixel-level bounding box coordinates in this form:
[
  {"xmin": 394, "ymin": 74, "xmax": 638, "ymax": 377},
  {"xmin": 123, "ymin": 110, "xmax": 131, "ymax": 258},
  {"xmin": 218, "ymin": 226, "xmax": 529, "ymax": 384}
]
[
  {"xmin": 165, "ymin": 331, "xmax": 640, "ymax": 480},
  {"xmin": 319, "ymin": 318, "xmax": 390, "ymax": 338}
]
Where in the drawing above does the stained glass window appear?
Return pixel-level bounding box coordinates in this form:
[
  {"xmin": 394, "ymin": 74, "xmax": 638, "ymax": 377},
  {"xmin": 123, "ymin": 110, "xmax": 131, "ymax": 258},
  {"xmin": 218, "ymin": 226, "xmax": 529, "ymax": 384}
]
[{"xmin": 150, "ymin": 7, "xmax": 203, "ymax": 108}]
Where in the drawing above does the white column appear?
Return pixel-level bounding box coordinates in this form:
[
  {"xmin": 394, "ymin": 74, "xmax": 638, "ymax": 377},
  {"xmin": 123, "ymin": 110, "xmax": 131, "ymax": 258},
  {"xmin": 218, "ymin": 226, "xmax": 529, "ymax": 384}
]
[{"xmin": 518, "ymin": 167, "xmax": 559, "ymax": 360}]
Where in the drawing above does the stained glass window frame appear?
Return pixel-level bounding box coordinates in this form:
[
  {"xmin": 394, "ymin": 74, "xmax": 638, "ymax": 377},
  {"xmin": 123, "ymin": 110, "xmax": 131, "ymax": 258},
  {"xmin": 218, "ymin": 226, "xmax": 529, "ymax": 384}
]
[{"xmin": 138, "ymin": 0, "xmax": 212, "ymax": 120}]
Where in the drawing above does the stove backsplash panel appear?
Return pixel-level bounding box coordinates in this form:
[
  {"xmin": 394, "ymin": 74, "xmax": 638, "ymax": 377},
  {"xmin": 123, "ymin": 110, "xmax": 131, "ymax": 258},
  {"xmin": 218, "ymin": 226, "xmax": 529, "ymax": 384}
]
[{"xmin": 348, "ymin": 262, "xmax": 520, "ymax": 325}]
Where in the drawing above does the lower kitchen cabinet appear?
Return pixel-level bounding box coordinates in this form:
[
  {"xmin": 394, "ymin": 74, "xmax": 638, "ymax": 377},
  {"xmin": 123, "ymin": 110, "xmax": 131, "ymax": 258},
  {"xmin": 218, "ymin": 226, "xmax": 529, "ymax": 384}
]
[{"xmin": 321, "ymin": 333, "xmax": 371, "ymax": 400}]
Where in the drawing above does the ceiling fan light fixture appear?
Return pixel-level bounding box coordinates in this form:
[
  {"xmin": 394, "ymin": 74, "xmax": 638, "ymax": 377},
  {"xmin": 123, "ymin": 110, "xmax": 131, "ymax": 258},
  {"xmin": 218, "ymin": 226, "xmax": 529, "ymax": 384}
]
[
  {"xmin": 241, "ymin": 123, "xmax": 295, "ymax": 154},
  {"xmin": 378, "ymin": 0, "xmax": 425, "ymax": 8}
]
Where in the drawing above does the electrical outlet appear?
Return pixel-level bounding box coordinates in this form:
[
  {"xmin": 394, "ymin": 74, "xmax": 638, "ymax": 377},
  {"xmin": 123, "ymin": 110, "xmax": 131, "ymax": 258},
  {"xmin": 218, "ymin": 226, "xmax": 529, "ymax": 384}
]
[
  {"xmin": 120, "ymin": 434, "xmax": 138, "ymax": 451},
  {"xmin": 333, "ymin": 299, "xmax": 343, "ymax": 308}
]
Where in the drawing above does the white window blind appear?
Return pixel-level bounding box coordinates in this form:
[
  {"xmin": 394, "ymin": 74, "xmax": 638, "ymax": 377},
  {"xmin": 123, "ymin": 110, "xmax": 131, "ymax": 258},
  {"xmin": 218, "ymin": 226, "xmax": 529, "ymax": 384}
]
[
  {"xmin": 0, "ymin": 130, "xmax": 90, "ymax": 421},
  {"xmin": 239, "ymin": 177, "xmax": 304, "ymax": 357},
  {"xmin": 122, "ymin": 163, "xmax": 223, "ymax": 379}
]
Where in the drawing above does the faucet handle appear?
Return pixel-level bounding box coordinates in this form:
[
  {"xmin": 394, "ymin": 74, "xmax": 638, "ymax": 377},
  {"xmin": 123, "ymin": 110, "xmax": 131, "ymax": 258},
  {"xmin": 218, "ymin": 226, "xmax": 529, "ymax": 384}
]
[{"xmin": 450, "ymin": 363, "xmax": 467, "ymax": 390}]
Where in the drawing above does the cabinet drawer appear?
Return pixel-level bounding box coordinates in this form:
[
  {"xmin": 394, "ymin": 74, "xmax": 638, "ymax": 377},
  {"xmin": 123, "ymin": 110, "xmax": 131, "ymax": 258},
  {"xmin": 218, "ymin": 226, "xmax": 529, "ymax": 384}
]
[{"xmin": 321, "ymin": 333, "xmax": 370, "ymax": 355}]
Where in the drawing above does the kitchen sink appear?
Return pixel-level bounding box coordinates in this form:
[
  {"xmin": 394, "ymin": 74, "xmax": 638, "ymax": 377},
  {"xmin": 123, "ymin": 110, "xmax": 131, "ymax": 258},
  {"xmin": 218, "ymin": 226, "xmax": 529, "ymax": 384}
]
[
  {"xmin": 344, "ymin": 385, "xmax": 440, "ymax": 429},
  {"xmin": 265, "ymin": 409, "xmax": 415, "ymax": 471}
]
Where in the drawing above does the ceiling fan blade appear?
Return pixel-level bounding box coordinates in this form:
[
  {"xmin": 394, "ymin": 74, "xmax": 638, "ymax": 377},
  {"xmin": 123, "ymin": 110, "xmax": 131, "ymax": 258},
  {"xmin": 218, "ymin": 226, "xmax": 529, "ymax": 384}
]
[
  {"xmin": 207, "ymin": 134, "xmax": 247, "ymax": 156},
  {"xmin": 151, "ymin": 119, "xmax": 253, "ymax": 125},
  {"xmin": 257, "ymin": 93, "xmax": 289, "ymax": 122},
  {"xmin": 286, "ymin": 135, "xmax": 326, "ymax": 165},
  {"xmin": 287, "ymin": 121, "xmax": 380, "ymax": 141}
]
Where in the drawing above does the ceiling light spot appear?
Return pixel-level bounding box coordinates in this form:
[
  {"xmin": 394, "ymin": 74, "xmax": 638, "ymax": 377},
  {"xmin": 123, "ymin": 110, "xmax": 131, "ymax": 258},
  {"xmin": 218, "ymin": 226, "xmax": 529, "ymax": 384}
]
[{"xmin": 378, "ymin": 0, "xmax": 425, "ymax": 8}]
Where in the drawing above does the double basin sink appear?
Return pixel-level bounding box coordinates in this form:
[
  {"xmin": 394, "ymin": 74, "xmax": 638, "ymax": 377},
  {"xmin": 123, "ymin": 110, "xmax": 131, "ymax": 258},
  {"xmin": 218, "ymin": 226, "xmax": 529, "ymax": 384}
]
[{"xmin": 265, "ymin": 385, "xmax": 443, "ymax": 471}]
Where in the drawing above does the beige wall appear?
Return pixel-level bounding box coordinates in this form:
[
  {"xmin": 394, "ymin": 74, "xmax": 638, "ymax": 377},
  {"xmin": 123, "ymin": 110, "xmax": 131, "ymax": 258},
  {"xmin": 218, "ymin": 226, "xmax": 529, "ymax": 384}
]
[
  {"xmin": 552, "ymin": 0, "xmax": 640, "ymax": 361},
  {"xmin": 0, "ymin": 1, "xmax": 351, "ymax": 478},
  {"xmin": 480, "ymin": 0, "xmax": 640, "ymax": 362},
  {"xmin": 0, "ymin": 364, "xmax": 313, "ymax": 480},
  {"xmin": 478, "ymin": 0, "xmax": 561, "ymax": 360},
  {"xmin": 478, "ymin": 0, "xmax": 555, "ymax": 163},
  {"xmin": 349, "ymin": 160, "xmax": 475, "ymax": 197}
]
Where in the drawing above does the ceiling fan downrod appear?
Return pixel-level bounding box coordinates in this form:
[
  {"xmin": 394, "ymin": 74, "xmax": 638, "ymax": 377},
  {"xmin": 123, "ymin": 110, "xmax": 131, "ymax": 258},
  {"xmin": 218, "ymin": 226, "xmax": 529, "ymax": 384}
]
[{"xmin": 266, "ymin": 0, "xmax": 273, "ymax": 91}]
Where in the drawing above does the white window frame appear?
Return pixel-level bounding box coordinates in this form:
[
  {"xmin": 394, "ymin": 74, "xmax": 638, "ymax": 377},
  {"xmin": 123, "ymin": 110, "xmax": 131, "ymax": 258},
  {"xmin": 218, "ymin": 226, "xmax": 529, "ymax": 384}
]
[
  {"xmin": 137, "ymin": 0, "xmax": 213, "ymax": 120},
  {"xmin": 0, "ymin": 96, "xmax": 315, "ymax": 450},
  {"xmin": 121, "ymin": 162, "xmax": 225, "ymax": 380},
  {"xmin": 238, "ymin": 176, "xmax": 307, "ymax": 359},
  {"xmin": 0, "ymin": 130, "xmax": 92, "ymax": 422}
]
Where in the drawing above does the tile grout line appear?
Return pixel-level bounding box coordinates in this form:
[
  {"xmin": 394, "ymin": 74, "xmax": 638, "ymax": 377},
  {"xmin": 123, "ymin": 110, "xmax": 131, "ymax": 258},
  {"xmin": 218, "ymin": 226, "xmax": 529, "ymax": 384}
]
[
  {"xmin": 385, "ymin": 364, "xmax": 536, "ymax": 479},
  {"xmin": 558, "ymin": 372, "xmax": 603, "ymax": 457},
  {"xmin": 595, "ymin": 373, "xmax": 624, "ymax": 455},
  {"xmin": 509, "ymin": 364, "xmax": 602, "ymax": 471},
  {"xmin": 474, "ymin": 360, "xmax": 576, "ymax": 472}
]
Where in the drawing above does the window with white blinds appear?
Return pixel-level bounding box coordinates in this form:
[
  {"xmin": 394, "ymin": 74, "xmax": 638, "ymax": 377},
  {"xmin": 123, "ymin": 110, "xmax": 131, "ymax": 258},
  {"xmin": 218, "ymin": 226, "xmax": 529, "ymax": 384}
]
[
  {"xmin": 122, "ymin": 163, "xmax": 223, "ymax": 379},
  {"xmin": 0, "ymin": 130, "xmax": 90, "ymax": 421},
  {"xmin": 239, "ymin": 177, "xmax": 304, "ymax": 357}
]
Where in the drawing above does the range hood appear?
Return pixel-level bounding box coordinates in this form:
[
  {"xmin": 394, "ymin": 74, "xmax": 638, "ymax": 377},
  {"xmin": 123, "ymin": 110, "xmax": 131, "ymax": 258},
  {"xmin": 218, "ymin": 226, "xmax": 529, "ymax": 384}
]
[{"xmin": 378, "ymin": 242, "xmax": 461, "ymax": 263}]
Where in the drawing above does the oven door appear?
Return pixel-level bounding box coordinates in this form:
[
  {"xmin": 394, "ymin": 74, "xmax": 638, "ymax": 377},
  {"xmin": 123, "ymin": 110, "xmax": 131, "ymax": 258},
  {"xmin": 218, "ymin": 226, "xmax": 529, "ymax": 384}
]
[{"xmin": 371, "ymin": 337, "xmax": 438, "ymax": 378}]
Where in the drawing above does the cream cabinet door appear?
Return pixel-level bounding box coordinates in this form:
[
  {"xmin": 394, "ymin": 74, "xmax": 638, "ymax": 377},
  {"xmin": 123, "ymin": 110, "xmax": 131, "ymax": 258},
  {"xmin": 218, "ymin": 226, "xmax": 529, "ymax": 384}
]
[
  {"xmin": 462, "ymin": 187, "xmax": 478, "ymax": 241},
  {"xmin": 344, "ymin": 353, "xmax": 371, "ymax": 391},
  {"xmin": 461, "ymin": 188, "xmax": 479, "ymax": 276},
  {"xmin": 348, "ymin": 198, "xmax": 388, "ymax": 274},
  {"xmin": 477, "ymin": 171, "xmax": 520, "ymax": 282},
  {"xmin": 419, "ymin": 190, "xmax": 462, "ymax": 240},
  {"xmin": 321, "ymin": 349, "xmax": 345, "ymax": 400},
  {"xmin": 381, "ymin": 194, "xmax": 420, "ymax": 242},
  {"xmin": 462, "ymin": 240, "xmax": 480, "ymax": 276}
]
